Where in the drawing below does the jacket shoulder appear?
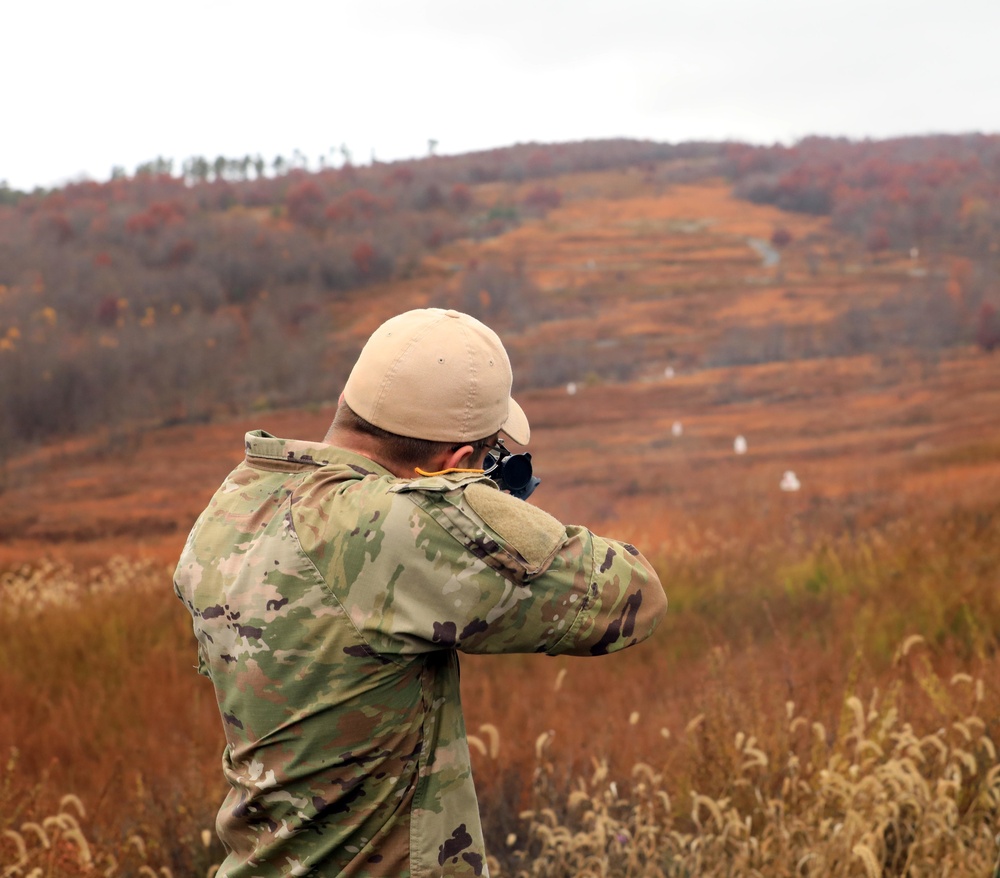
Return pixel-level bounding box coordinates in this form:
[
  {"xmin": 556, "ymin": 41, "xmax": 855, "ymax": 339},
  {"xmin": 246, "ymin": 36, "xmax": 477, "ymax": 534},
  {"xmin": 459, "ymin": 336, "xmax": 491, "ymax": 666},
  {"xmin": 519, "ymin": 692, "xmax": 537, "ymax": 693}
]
[
  {"xmin": 463, "ymin": 482, "xmax": 565, "ymax": 571},
  {"xmin": 392, "ymin": 475, "xmax": 568, "ymax": 578}
]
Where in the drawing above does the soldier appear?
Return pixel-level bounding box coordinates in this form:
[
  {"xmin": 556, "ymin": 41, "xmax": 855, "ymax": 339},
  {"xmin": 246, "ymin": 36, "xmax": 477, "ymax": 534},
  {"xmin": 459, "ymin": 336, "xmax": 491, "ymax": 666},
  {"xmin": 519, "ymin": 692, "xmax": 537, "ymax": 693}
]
[{"xmin": 174, "ymin": 308, "xmax": 667, "ymax": 878}]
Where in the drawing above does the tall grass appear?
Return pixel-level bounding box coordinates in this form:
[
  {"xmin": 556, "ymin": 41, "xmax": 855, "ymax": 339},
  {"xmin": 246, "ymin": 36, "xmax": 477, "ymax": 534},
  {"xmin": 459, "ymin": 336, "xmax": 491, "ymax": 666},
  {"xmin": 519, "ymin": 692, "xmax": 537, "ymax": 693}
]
[
  {"xmin": 0, "ymin": 558, "xmax": 226, "ymax": 877},
  {"xmin": 2, "ymin": 501, "xmax": 999, "ymax": 876},
  {"xmin": 498, "ymin": 651, "xmax": 1000, "ymax": 876}
]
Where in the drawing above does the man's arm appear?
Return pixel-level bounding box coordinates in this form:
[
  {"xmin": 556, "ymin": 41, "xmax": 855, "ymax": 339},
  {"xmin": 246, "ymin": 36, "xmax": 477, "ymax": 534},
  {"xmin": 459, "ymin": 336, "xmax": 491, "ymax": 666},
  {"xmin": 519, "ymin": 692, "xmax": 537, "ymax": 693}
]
[
  {"xmin": 536, "ymin": 527, "xmax": 666, "ymax": 657},
  {"xmin": 353, "ymin": 478, "xmax": 667, "ymax": 657}
]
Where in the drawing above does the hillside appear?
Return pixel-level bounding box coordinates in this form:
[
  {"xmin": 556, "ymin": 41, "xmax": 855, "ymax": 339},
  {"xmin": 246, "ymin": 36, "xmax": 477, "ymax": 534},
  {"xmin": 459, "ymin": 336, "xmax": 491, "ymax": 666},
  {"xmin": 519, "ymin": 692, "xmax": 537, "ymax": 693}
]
[
  {"xmin": 3, "ymin": 140, "xmax": 1000, "ymax": 878},
  {"xmin": 1, "ymin": 171, "xmax": 998, "ymax": 568},
  {"xmin": 1, "ymin": 135, "xmax": 998, "ymax": 456}
]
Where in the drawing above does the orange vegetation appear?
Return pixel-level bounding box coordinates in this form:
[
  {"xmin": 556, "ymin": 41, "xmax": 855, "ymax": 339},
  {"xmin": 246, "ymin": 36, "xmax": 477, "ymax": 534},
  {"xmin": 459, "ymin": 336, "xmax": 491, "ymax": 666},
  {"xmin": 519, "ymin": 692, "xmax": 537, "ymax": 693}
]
[{"xmin": 3, "ymin": 172, "xmax": 1000, "ymax": 876}]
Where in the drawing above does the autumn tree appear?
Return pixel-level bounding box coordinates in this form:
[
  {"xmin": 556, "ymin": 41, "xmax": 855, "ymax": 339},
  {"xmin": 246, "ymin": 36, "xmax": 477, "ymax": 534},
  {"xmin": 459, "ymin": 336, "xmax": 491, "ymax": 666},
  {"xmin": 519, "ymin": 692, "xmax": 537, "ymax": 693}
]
[
  {"xmin": 770, "ymin": 227, "xmax": 793, "ymax": 248},
  {"xmin": 285, "ymin": 180, "xmax": 326, "ymax": 228},
  {"xmin": 522, "ymin": 185, "xmax": 561, "ymax": 212},
  {"xmin": 351, "ymin": 241, "xmax": 376, "ymax": 278},
  {"xmin": 976, "ymin": 303, "xmax": 1000, "ymax": 352},
  {"xmin": 866, "ymin": 227, "xmax": 891, "ymax": 258}
]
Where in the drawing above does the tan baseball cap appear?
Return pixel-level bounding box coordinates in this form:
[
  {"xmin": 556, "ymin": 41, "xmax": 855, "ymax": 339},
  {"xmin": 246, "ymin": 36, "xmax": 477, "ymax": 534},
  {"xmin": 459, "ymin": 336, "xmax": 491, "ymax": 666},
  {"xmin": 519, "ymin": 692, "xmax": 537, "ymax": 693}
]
[{"xmin": 343, "ymin": 308, "xmax": 530, "ymax": 445}]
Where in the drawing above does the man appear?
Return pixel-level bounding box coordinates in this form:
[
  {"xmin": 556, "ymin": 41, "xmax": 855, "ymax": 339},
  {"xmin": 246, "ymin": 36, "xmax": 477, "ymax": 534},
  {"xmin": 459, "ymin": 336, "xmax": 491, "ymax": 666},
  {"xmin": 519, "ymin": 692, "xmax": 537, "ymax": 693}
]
[{"xmin": 174, "ymin": 308, "xmax": 667, "ymax": 878}]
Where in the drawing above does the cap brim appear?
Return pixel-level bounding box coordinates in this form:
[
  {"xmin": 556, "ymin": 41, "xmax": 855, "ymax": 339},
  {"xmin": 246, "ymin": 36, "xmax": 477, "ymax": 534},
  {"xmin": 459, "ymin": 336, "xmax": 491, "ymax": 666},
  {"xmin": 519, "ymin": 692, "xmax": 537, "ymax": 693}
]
[{"xmin": 501, "ymin": 397, "xmax": 530, "ymax": 445}]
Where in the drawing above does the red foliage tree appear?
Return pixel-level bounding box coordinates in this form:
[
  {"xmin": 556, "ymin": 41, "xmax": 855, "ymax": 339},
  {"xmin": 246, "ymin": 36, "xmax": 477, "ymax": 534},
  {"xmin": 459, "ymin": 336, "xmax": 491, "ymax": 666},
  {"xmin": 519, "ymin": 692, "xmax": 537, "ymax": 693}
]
[
  {"xmin": 522, "ymin": 185, "xmax": 561, "ymax": 211},
  {"xmin": 35, "ymin": 212, "xmax": 74, "ymax": 244},
  {"xmin": 345, "ymin": 188, "xmax": 386, "ymax": 217},
  {"xmin": 866, "ymin": 227, "xmax": 891, "ymax": 256},
  {"xmin": 125, "ymin": 201, "xmax": 185, "ymax": 235},
  {"xmin": 418, "ymin": 184, "xmax": 444, "ymax": 210},
  {"xmin": 96, "ymin": 295, "xmax": 120, "ymax": 326},
  {"xmin": 385, "ymin": 166, "xmax": 414, "ymax": 187},
  {"xmin": 526, "ymin": 149, "xmax": 553, "ymax": 175},
  {"xmin": 976, "ymin": 303, "xmax": 1000, "ymax": 352},
  {"xmin": 285, "ymin": 181, "xmax": 326, "ymax": 227},
  {"xmin": 351, "ymin": 241, "xmax": 376, "ymax": 278},
  {"xmin": 770, "ymin": 227, "xmax": 793, "ymax": 248},
  {"xmin": 167, "ymin": 238, "xmax": 197, "ymax": 266},
  {"xmin": 325, "ymin": 188, "xmax": 388, "ymax": 225},
  {"xmin": 449, "ymin": 184, "xmax": 472, "ymax": 211}
]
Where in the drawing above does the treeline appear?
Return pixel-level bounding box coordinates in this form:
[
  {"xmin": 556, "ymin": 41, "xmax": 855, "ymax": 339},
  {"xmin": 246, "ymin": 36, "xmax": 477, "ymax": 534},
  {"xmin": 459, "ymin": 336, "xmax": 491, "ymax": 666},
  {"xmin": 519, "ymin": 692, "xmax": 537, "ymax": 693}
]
[
  {"xmin": 1, "ymin": 135, "xmax": 998, "ymax": 454},
  {"xmin": 0, "ymin": 140, "xmax": 723, "ymax": 451},
  {"xmin": 725, "ymin": 134, "xmax": 1000, "ymax": 259}
]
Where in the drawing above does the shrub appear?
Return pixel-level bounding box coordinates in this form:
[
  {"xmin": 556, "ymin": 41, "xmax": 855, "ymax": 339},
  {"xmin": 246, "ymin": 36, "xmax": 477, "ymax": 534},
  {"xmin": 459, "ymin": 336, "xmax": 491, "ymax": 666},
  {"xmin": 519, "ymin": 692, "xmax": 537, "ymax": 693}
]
[
  {"xmin": 975, "ymin": 303, "xmax": 1000, "ymax": 353},
  {"xmin": 770, "ymin": 226, "xmax": 793, "ymax": 247},
  {"xmin": 284, "ymin": 180, "xmax": 326, "ymax": 227},
  {"xmin": 522, "ymin": 185, "xmax": 562, "ymax": 212}
]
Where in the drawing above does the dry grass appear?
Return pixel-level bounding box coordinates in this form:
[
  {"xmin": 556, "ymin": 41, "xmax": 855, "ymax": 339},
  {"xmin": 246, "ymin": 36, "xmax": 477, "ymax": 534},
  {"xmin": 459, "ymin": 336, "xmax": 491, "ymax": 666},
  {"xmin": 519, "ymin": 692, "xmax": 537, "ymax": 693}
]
[
  {"xmin": 3, "ymin": 502, "xmax": 999, "ymax": 876},
  {"xmin": 494, "ymin": 649, "xmax": 1000, "ymax": 877},
  {"xmin": 0, "ymin": 767, "xmax": 221, "ymax": 878},
  {"xmin": 0, "ymin": 557, "xmax": 163, "ymax": 612},
  {"xmin": 0, "ymin": 558, "xmax": 226, "ymax": 878}
]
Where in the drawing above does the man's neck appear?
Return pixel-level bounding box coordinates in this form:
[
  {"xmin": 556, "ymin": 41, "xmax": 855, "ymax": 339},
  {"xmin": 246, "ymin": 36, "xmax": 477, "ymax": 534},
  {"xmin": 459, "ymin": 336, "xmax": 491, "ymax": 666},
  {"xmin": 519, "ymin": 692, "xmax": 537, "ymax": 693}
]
[{"xmin": 324, "ymin": 427, "xmax": 411, "ymax": 479}]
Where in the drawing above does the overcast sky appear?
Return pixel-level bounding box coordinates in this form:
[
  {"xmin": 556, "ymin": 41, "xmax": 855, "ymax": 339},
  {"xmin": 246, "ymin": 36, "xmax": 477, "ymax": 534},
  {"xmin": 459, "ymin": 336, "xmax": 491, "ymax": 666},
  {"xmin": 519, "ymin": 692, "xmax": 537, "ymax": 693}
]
[{"xmin": 4, "ymin": 0, "xmax": 999, "ymax": 191}]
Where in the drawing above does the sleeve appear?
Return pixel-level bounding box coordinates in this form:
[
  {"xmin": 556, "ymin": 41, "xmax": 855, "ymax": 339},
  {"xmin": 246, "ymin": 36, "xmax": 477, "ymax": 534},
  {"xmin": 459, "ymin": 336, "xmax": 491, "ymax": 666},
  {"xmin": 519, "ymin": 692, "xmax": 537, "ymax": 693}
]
[
  {"xmin": 173, "ymin": 572, "xmax": 213, "ymax": 678},
  {"xmin": 533, "ymin": 526, "xmax": 667, "ymax": 657},
  {"xmin": 361, "ymin": 479, "xmax": 667, "ymax": 657}
]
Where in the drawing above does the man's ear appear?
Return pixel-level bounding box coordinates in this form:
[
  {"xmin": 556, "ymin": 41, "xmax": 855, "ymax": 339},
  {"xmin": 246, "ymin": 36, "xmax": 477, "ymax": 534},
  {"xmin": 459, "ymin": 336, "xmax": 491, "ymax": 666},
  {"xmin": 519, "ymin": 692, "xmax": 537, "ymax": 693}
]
[{"xmin": 442, "ymin": 444, "xmax": 476, "ymax": 471}]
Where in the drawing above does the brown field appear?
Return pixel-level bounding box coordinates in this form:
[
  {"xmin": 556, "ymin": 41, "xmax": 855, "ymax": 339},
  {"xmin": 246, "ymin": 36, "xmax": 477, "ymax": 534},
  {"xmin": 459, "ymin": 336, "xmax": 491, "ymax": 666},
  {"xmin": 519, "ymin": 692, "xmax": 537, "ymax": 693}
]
[{"xmin": 3, "ymin": 179, "xmax": 1000, "ymax": 876}]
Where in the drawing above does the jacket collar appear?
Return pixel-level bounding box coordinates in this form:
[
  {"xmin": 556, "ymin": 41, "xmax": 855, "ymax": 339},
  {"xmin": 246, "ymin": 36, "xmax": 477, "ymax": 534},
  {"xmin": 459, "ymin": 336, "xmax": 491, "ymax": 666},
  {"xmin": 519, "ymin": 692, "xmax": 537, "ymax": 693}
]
[{"xmin": 243, "ymin": 430, "xmax": 392, "ymax": 477}]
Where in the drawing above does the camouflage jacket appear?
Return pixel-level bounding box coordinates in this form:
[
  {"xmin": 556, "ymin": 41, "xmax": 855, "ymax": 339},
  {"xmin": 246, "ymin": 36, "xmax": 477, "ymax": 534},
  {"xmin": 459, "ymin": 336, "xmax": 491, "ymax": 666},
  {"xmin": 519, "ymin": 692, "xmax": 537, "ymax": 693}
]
[{"xmin": 174, "ymin": 430, "xmax": 666, "ymax": 878}]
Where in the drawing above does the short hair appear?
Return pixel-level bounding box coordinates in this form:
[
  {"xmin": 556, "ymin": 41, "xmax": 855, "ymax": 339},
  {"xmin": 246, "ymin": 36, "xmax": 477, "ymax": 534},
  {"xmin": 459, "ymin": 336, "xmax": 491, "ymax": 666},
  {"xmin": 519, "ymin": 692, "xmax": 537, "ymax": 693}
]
[{"xmin": 333, "ymin": 403, "xmax": 497, "ymax": 470}]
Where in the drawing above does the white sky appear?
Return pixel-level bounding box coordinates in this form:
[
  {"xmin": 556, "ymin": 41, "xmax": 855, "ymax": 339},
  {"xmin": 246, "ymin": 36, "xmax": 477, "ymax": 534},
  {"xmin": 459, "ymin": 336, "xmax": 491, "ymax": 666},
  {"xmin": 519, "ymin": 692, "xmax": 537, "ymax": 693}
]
[{"xmin": 4, "ymin": 0, "xmax": 1000, "ymax": 191}]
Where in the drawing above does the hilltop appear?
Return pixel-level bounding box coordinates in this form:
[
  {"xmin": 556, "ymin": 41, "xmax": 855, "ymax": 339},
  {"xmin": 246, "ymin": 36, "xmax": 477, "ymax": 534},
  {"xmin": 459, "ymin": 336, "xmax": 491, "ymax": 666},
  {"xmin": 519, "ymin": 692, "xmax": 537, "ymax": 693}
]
[
  {"xmin": 1, "ymin": 137, "xmax": 999, "ymax": 566},
  {"xmin": 1, "ymin": 135, "xmax": 998, "ymax": 451}
]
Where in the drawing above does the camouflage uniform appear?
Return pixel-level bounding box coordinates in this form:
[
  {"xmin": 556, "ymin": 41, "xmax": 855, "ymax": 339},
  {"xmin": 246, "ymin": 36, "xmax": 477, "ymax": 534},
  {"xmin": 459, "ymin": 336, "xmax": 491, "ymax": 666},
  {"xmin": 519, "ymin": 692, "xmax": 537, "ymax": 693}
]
[{"xmin": 174, "ymin": 430, "xmax": 666, "ymax": 877}]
